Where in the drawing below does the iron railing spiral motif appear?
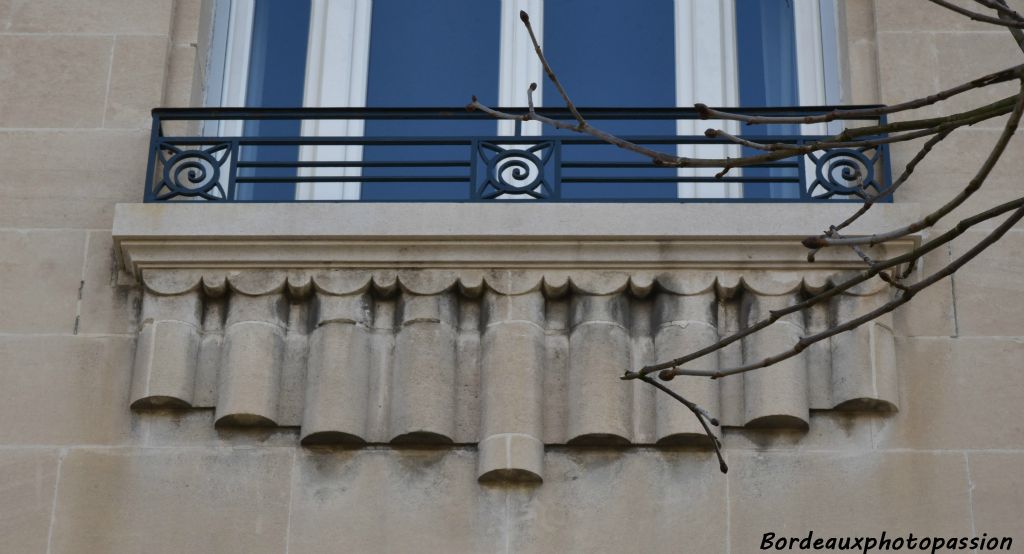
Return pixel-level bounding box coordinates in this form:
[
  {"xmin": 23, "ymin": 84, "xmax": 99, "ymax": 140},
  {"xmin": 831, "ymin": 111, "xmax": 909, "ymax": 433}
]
[
  {"xmin": 476, "ymin": 141, "xmax": 554, "ymax": 199},
  {"xmin": 807, "ymin": 147, "xmax": 883, "ymax": 200},
  {"xmin": 153, "ymin": 143, "xmax": 230, "ymax": 201}
]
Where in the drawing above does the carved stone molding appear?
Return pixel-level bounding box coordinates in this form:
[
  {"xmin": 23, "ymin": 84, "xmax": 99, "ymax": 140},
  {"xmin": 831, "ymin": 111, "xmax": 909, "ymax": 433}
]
[{"xmin": 113, "ymin": 202, "xmax": 920, "ymax": 483}]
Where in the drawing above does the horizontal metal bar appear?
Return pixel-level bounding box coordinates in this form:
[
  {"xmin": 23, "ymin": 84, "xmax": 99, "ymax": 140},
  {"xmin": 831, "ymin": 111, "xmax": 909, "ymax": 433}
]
[
  {"xmin": 152, "ymin": 197, "xmax": 868, "ymax": 204},
  {"xmin": 237, "ymin": 160, "xmax": 471, "ymax": 168},
  {"xmin": 152, "ymin": 105, "xmax": 886, "ymax": 121},
  {"xmin": 561, "ymin": 176, "xmax": 799, "ymax": 183},
  {"xmin": 235, "ymin": 176, "xmax": 469, "ymax": 183},
  {"xmin": 561, "ymin": 161, "xmax": 801, "ymax": 169},
  {"xmin": 159, "ymin": 135, "xmax": 830, "ymax": 147}
]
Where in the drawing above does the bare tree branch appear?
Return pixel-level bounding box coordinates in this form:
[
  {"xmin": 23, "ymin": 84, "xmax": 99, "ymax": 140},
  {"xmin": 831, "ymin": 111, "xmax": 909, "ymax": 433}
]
[
  {"xmin": 973, "ymin": 0, "xmax": 1024, "ymax": 21},
  {"xmin": 623, "ymin": 191, "xmax": 1024, "ymax": 380},
  {"xmin": 637, "ymin": 375, "xmax": 728, "ymax": 474},
  {"xmin": 693, "ymin": 64, "xmax": 1022, "ymax": 125},
  {"xmin": 927, "ymin": 0, "xmax": 1024, "ymax": 27},
  {"xmin": 658, "ymin": 199, "xmax": 1024, "ymax": 380}
]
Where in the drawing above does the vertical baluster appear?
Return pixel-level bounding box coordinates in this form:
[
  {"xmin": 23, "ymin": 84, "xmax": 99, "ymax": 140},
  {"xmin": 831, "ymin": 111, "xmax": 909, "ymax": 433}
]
[
  {"xmin": 227, "ymin": 139, "xmax": 240, "ymax": 201},
  {"xmin": 144, "ymin": 114, "xmax": 160, "ymax": 202}
]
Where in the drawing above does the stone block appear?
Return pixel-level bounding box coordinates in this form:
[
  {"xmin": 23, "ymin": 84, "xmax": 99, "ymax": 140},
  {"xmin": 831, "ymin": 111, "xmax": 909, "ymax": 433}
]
[
  {"xmin": 507, "ymin": 449, "xmax": 727, "ymax": 553},
  {"xmin": 842, "ymin": 0, "xmax": 875, "ymax": 42},
  {"xmin": 891, "ymin": 131, "xmax": 1024, "ymax": 231},
  {"xmin": 874, "ymin": 0, "xmax": 1008, "ymax": 32},
  {"xmin": 0, "ymin": 449, "xmax": 60, "ymax": 554},
  {"xmin": 171, "ymin": 0, "xmax": 203, "ymax": 45},
  {"xmin": 967, "ymin": 452, "xmax": 1024, "ymax": 537},
  {"xmin": 287, "ymin": 449, "xmax": 505, "ymax": 554},
  {"xmin": 105, "ymin": 35, "xmax": 169, "ymax": 129},
  {"xmin": 933, "ymin": 32, "xmax": 1024, "ymax": 120},
  {"xmin": 78, "ymin": 231, "xmax": 138, "ymax": 335},
  {"xmin": 875, "ymin": 32, "xmax": 940, "ymax": 116},
  {"xmin": 2, "ymin": 0, "xmax": 173, "ymax": 34},
  {"xmin": 846, "ymin": 40, "xmax": 880, "ymax": 105},
  {"xmin": 874, "ymin": 337, "xmax": 1024, "ymax": 449},
  {"xmin": 0, "ymin": 336, "xmax": 133, "ymax": 444},
  {"xmin": 0, "ymin": 229, "xmax": 84, "ymax": 334},
  {"xmin": 729, "ymin": 451, "xmax": 972, "ymax": 548},
  {"xmin": 0, "ymin": 130, "xmax": 148, "ymax": 229},
  {"xmin": 892, "ymin": 247, "xmax": 956, "ymax": 337},
  {"xmin": 163, "ymin": 43, "xmax": 199, "ymax": 108},
  {"xmin": 0, "ymin": 35, "xmax": 112, "ymax": 128},
  {"xmin": 50, "ymin": 448, "xmax": 292, "ymax": 554},
  {"xmin": 950, "ymin": 229, "xmax": 1024, "ymax": 336}
]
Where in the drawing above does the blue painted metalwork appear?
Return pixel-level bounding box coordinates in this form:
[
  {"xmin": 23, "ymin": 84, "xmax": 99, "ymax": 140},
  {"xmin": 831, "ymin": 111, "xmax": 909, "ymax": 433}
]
[{"xmin": 143, "ymin": 106, "xmax": 894, "ymax": 203}]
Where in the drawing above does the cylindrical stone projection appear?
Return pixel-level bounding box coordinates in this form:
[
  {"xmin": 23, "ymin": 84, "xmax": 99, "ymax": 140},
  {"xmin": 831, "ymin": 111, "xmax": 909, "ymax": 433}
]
[
  {"xmin": 830, "ymin": 291, "xmax": 899, "ymax": 411},
  {"xmin": 741, "ymin": 292, "xmax": 810, "ymax": 429},
  {"xmin": 567, "ymin": 292, "xmax": 632, "ymax": 445},
  {"xmin": 652, "ymin": 290, "xmax": 720, "ymax": 444},
  {"xmin": 216, "ymin": 292, "xmax": 287, "ymax": 426},
  {"xmin": 388, "ymin": 291, "xmax": 458, "ymax": 444},
  {"xmin": 301, "ymin": 291, "xmax": 373, "ymax": 444},
  {"xmin": 130, "ymin": 289, "xmax": 202, "ymax": 409},
  {"xmin": 478, "ymin": 290, "xmax": 545, "ymax": 483}
]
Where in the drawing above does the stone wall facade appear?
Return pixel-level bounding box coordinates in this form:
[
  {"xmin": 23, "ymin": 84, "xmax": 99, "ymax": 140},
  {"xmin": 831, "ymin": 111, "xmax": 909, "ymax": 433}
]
[{"xmin": 0, "ymin": 1, "xmax": 1022, "ymax": 552}]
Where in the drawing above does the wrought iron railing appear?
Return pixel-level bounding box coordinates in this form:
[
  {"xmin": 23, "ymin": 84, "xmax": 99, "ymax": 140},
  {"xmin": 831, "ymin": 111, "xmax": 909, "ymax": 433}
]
[{"xmin": 144, "ymin": 106, "xmax": 892, "ymax": 203}]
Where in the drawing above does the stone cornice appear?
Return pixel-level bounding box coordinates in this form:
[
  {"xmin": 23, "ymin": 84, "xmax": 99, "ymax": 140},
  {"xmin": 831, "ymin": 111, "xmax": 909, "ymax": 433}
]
[{"xmin": 112, "ymin": 203, "xmax": 920, "ymax": 279}]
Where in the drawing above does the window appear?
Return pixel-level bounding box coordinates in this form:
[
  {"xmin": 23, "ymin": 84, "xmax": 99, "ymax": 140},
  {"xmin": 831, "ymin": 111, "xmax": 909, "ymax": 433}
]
[{"xmin": 204, "ymin": 0, "xmax": 844, "ymax": 201}]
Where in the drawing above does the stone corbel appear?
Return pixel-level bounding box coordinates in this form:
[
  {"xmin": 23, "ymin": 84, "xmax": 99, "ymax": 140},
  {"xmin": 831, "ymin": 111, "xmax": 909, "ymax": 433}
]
[{"xmin": 113, "ymin": 203, "xmax": 920, "ymax": 484}]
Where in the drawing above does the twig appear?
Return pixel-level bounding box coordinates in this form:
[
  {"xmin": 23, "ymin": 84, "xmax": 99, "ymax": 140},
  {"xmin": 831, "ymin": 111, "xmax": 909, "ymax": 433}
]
[
  {"xmin": 637, "ymin": 376, "xmax": 728, "ymax": 473},
  {"xmin": 519, "ymin": 11, "xmax": 587, "ymax": 129}
]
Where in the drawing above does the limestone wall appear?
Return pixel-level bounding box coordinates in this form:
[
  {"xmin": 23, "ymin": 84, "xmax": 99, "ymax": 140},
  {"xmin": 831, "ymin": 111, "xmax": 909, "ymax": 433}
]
[{"xmin": 0, "ymin": 1, "xmax": 1022, "ymax": 552}]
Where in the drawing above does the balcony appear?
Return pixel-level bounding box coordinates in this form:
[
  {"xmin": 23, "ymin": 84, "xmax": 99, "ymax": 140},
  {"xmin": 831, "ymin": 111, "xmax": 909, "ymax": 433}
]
[
  {"xmin": 143, "ymin": 106, "xmax": 892, "ymax": 203},
  {"xmin": 118, "ymin": 104, "xmax": 913, "ymax": 484}
]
